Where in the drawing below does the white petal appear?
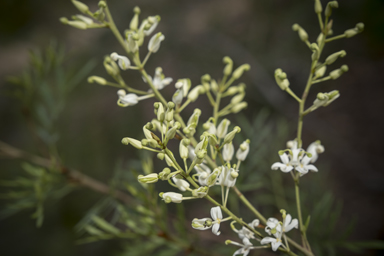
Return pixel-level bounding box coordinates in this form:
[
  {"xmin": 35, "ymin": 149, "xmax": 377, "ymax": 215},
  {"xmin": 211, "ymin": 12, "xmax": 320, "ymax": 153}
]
[
  {"xmin": 211, "ymin": 206, "xmax": 222, "ymax": 220},
  {"xmin": 271, "ymin": 240, "xmax": 282, "ymax": 251},
  {"xmin": 260, "ymin": 237, "xmax": 276, "ymax": 245},
  {"xmin": 306, "ymin": 164, "xmax": 318, "ymax": 172},
  {"xmin": 212, "ymin": 223, "xmax": 221, "ymax": 235},
  {"xmin": 285, "ymin": 218, "xmax": 298, "ymax": 233},
  {"xmin": 280, "ymin": 153, "xmax": 290, "ymax": 164}
]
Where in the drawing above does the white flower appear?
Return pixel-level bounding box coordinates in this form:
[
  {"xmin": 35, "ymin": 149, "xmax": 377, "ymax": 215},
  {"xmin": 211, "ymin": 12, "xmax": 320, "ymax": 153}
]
[
  {"xmin": 217, "ymin": 166, "xmax": 237, "ymax": 187},
  {"xmin": 223, "ymin": 143, "xmax": 234, "ymax": 162},
  {"xmin": 191, "ymin": 206, "xmax": 223, "ymax": 235},
  {"xmin": 172, "ymin": 177, "xmax": 190, "ymax": 192},
  {"xmin": 148, "ymin": 32, "xmax": 165, "ymax": 53},
  {"xmin": 211, "ymin": 206, "xmax": 223, "ymax": 235},
  {"xmin": 110, "ymin": 52, "xmax": 131, "ymax": 70},
  {"xmin": 271, "ymin": 153, "xmax": 293, "ymax": 173},
  {"xmin": 260, "ymin": 236, "xmax": 283, "ymax": 251},
  {"xmin": 306, "ymin": 140, "xmax": 324, "ymax": 163},
  {"xmin": 117, "ymin": 90, "xmax": 138, "ymax": 107},
  {"xmin": 172, "ymin": 79, "xmax": 191, "ymax": 105},
  {"xmin": 235, "ymin": 219, "xmax": 259, "ymax": 240},
  {"xmin": 160, "ymin": 192, "xmax": 183, "ymax": 203},
  {"xmin": 236, "ymin": 140, "xmax": 250, "ymax": 161},
  {"xmin": 191, "ymin": 217, "xmax": 212, "ymax": 230},
  {"xmin": 194, "ymin": 164, "xmax": 212, "ymax": 186},
  {"xmin": 139, "ymin": 15, "xmax": 160, "ymax": 36},
  {"xmin": 281, "ymin": 214, "xmax": 298, "ymax": 233},
  {"xmin": 265, "ymin": 217, "xmax": 282, "ymax": 236},
  {"xmin": 295, "ymin": 154, "xmax": 318, "ymax": 175},
  {"xmin": 125, "ymin": 32, "xmax": 138, "ymax": 53},
  {"xmin": 232, "ymin": 238, "xmax": 254, "ymax": 256},
  {"xmin": 144, "ymin": 67, "xmax": 173, "ymax": 90}
]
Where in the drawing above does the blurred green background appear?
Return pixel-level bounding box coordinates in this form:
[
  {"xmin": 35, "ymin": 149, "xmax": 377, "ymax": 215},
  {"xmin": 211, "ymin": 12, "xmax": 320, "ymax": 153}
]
[{"xmin": 1, "ymin": 0, "xmax": 384, "ymax": 255}]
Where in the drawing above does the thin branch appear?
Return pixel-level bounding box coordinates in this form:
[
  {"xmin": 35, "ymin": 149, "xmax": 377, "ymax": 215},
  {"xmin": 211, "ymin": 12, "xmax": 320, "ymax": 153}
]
[{"xmin": 0, "ymin": 141, "xmax": 131, "ymax": 205}]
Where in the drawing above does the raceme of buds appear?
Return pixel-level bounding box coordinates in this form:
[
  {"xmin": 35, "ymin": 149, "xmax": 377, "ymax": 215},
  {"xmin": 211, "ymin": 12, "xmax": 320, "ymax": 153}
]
[
  {"xmin": 292, "ymin": 24, "xmax": 308, "ymax": 42},
  {"xmin": 325, "ymin": 50, "xmax": 346, "ymax": 65},
  {"xmin": 330, "ymin": 65, "xmax": 348, "ymax": 80},
  {"xmin": 148, "ymin": 32, "xmax": 165, "ymax": 53},
  {"xmin": 274, "ymin": 69, "xmax": 290, "ymax": 91},
  {"xmin": 88, "ymin": 76, "xmax": 107, "ymax": 85},
  {"xmin": 138, "ymin": 173, "xmax": 158, "ymax": 184}
]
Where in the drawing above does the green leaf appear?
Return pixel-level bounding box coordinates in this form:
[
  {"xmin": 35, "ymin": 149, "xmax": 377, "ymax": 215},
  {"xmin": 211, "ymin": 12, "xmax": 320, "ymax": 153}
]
[{"xmin": 92, "ymin": 215, "xmax": 120, "ymax": 235}]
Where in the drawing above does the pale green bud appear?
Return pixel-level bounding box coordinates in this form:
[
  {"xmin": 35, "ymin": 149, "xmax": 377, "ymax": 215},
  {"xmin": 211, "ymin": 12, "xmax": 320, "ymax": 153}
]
[
  {"xmin": 203, "ymin": 132, "xmax": 218, "ymax": 146},
  {"xmin": 232, "ymin": 64, "xmax": 250, "ymax": 80},
  {"xmin": 67, "ymin": 20, "xmax": 87, "ymax": 30},
  {"xmin": 130, "ymin": 6, "xmax": 140, "ymax": 30},
  {"xmin": 324, "ymin": 90, "xmax": 340, "ymax": 106},
  {"xmin": 165, "ymin": 152, "xmax": 176, "ymax": 168},
  {"xmin": 314, "ymin": 65, "xmax": 327, "ymax": 78},
  {"xmin": 223, "ymin": 56, "xmax": 233, "ymax": 76},
  {"xmin": 230, "ymin": 170, "xmax": 239, "ymax": 179},
  {"xmin": 316, "ymin": 32, "xmax": 324, "ymax": 45},
  {"xmin": 71, "ymin": 0, "xmax": 89, "ymax": 14},
  {"xmin": 231, "ymin": 102, "xmax": 248, "ymax": 113},
  {"xmin": 344, "ymin": 23, "xmax": 364, "ymax": 38},
  {"xmin": 121, "ymin": 137, "xmax": 143, "ymax": 149},
  {"xmin": 159, "ymin": 168, "xmax": 171, "ymax": 180},
  {"xmin": 179, "ymin": 139, "xmax": 189, "ymax": 159},
  {"xmin": 274, "ymin": 68, "xmax": 290, "ymax": 90},
  {"xmin": 138, "ymin": 173, "xmax": 158, "ymax": 184},
  {"xmin": 311, "ymin": 43, "xmax": 320, "ymax": 61},
  {"xmin": 148, "ymin": 32, "xmax": 165, "ymax": 53},
  {"xmin": 325, "ymin": 50, "xmax": 346, "ymax": 65},
  {"xmin": 87, "ymin": 76, "xmax": 107, "ymax": 85},
  {"xmin": 280, "ymin": 209, "xmax": 287, "ymax": 219},
  {"xmin": 223, "ymin": 126, "xmax": 241, "ymax": 145},
  {"xmin": 165, "ymin": 108, "xmax": 174, "ymax": 122},
  {"xmin": 225, "ymin": 240, "xmax": 232, "ymax": 245},
  {"xmin": 292, "ymin": 24, "xmax": 308, "ymax": 42},
  {"xmin": 314, "ymin": 0, "xmax": 322, "ymax": 14},
  {"xmin": 187, "ymin": 85, "xmax": 205, "ymax": 102},
  {"xmin": 165, "ymin": 122, "xmax": 181, "ymax": 141},
  {"xmin": 230, "ymin": 93, "xmax": 245, "ymax": 105},
  {"xmin": 154, "ymin": 102, "xmax": 165, "ymax": 122},
  {"xmin": 206, "ymin": 168, "xmax": 220, "ymax": 187},
  {"xmin": 157, "ymin": 152, "xmax": 165, "ymax": 160},
  {"xmin": 325, "ymin": 1, "xmax": 338, "ymax": 17},
  {"xmin": 330, "ymin": 65, "xmax": 348, "ymax": 80},
  {"xmin": 192, "ymin": 186, "xmax": 208, "ymax": 198},
  {"xmin": 210, "ymin": 79, "xmax": 219, "ymax": 93},
  {"xmin": 187, "ymin": 108, "xmax": 201, "ymax": 127}
]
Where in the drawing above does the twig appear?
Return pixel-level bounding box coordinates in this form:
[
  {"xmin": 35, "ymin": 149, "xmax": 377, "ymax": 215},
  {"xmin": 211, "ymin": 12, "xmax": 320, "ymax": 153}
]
[{"xmin": 0, "ymin": 140, "xmax": 131, "ymax": 205}]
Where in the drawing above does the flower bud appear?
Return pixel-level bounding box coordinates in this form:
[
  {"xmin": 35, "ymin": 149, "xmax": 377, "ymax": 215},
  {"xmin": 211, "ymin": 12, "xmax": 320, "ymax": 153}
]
[
  {"xmin": 138, "ymin": 173, "xmax": 158, "ymax": 184},
  {"xmin": 330, "ymin": 65, "xmax": 348, "ymax": 80},
  {"xmin": 158, "ymin": 168, "xmax": 171, "ymax": 180},
  {"xmin": 274, "ymin": 68, "xmax": 290, "ymax": 90},
  {"xmin": 192, "ymin": 186, "xmax": 208, "ymax": 198},
  {"xmin": 88, "ymin": 76, "xmax": 107, "ymax": 85},
  {"xmin": 130, "ymin": 6, "xmax": 140, "ymax": 30},
  {"xmin": 148, "ymin": 32, "xmax": 165, "ymax": 53},
  {"xmin": 344, "ymin": 23, "xmax": 364, "ymax": 38},
  {"xmin": 223, "ymin": 126, "xmax": 241, "ymax": 145},
  {"xmin": 230, "ymin": 93, "xmax": 245, "ymax": 105},
  {"xmin": 211, "ymin": 79, "xmax": 219, "ymax": 93},
  {"xmin": 160, "ymin": 192, "xmax": 183, "ymax": 203},
  {"xmin": 231, "ymin": 102, "xmax": 248, "ymax": 113},
  {"xmin": 192, "ymin": 218, "xmax": 212, "ymax": 230},
  {"xmin": 121, "ymin": 137, "xmax": 143, "ymax": 149},
  {"xmin": 223, "ymin": 56, "xmax": 233, "ymax": 76},
  {"xmin": 223, "ymin": 143, "xmax": 234, "ymax": 162},
  {"xmin": 179, "ymin": 139, "xmax": 189, "ymax": 159},
  {"xmin": 314, "ymin": 0, "xmax": 322, "ymax": 14},
  {"xmin": 325, "ymin": 1, "xmax": 338, "ymax": 17},
  {"xmin": 314, "ymin": 65, "xmax": 327, "ymax": 79},
  {"xmin": 206, "ymin": 168, "xmax": 220, "ymax": 187},
  {"xmin": 236, "ymin": 139, "xmax": 250, "ymax": 161},
  {"xmin": 155, "ymin": 102, "xmax": 165, "ymax": 122},
  {"xmin": 157, "ymin": 152, "xmax": 165, "ymax": 160},
  {"xmin": 71, "ymin": 0, "xmax": 89, "ymax": 14},
  {"xmin": 232, "ymin": 64, "xmax": 250, "ymax": 80},
  {"xmin": 187, "ymin": 85, "xmax": 205, "ymax": 102},
  {"xmin": 292, "ymin": 24, "xmax": 308, "ymax": 42},
  {"xmin": 217, "ymin": 119, "xmax": 231, "ymax": 139},
  {"xmin": 325, "ymin": 50, "xmax": 346, "ymax": 65}
]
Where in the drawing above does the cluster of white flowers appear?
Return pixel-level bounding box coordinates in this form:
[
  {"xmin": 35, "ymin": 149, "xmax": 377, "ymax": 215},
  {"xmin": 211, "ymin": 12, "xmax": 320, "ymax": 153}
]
[{"xmin": 271, "ymin": 140, "xmax": 324, "ymax": 176}]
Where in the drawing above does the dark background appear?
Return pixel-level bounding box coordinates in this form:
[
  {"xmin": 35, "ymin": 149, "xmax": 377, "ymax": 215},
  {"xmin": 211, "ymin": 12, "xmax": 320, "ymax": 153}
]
[{"xmin": 1, "ymin": 0, "xmax": 383, "ymax": 255}]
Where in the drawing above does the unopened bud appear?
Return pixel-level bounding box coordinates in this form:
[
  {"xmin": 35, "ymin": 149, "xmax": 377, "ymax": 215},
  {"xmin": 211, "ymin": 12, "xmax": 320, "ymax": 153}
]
[
  {"xmin": 223, "ymin": 126, "xmax": 241, "ymax": 145},
  {"xmin": 325, "ymin": 1, "xmax": 338, "ymax": 17},
  {"xmin": 292, "ymin": 24, "xmax": 308, "ymax": 42},
  {"xmin": 138, "ymin": 173, "xmax": 158, "ymax": 184},
  {"xmin": 223, "ymin": 56, "xmax": 233, "ymax": 76},
  {"xmin": 71, "ymin": 0, "xmax": 89, "ymax": 14},
  {"xmin": 330, "ymin": 65, "xmax": 348, "ymax": 80},
  {"xmin": 274, "ymin": 68, "xmax": 290, "ymax": 90},
  {"xmin": 314, "ymin": 0, "xmax": 322, "ymax": 14},
  {"xmin": 232, "ymin": 64, "xmax": 250, "ymax": 80},
  {"xmin": 325, "ymin": 50, "xmax": 346, "ymax": 65},
  {"xmin": 231, "ymin": 102, "xmax": 247, "ymax": 113},
  {"xmin": 88, "ymin": 76, "xmax": 107, "ymax": 85},
  {"xmin": 121, "ymin": 137, "xmax": 143, "ymax": 149}
]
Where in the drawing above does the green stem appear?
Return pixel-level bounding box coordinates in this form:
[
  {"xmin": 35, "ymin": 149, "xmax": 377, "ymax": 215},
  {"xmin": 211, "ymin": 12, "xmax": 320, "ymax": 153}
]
[{"xmin": 325, "ymin": 34, "xmax": 346, "ymax": 43}]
